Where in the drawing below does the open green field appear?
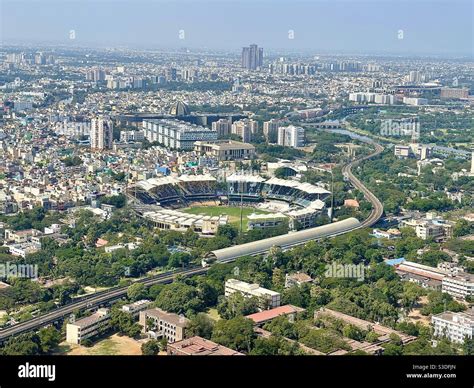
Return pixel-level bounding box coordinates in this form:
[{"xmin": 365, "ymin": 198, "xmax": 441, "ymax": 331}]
[{"xmin": 182, "ymin": 205, "xmax": 270, "ymax": 230}]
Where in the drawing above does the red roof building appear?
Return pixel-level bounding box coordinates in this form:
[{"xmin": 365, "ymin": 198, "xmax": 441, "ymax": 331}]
[{"xmin": 246, "ymin": 305, "xmax": 305, "ymax": 326}]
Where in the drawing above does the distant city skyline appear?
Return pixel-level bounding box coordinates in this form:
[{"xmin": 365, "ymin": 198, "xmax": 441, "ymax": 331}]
[{"xmin": 1, "ymin": 0, "xmax": 473, "ymax": 57}]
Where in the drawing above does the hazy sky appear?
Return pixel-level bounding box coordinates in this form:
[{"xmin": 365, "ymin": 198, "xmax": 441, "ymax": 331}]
[{"xmin": 1, "ymin": 0, "xmax": 473, "ymax": 56}]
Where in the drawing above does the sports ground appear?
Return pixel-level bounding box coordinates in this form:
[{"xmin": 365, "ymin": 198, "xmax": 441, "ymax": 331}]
[{"xmin": 182, "ymin": 205, "xmax": 270, "ymax": 230}]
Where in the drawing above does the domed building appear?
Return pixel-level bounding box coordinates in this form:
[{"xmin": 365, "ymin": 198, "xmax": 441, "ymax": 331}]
[{"xmin": 169, "ymin": 101, "xmax": 190, "ymax": 116}]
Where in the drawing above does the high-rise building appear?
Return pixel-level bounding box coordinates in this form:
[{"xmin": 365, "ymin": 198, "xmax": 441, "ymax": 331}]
[
  {"xmin": 242, "ymin": 44, "xmax": 263, "ymax": 70},
  {"xmin": 90, "ymin": 116, "xmax": 113, "ymax": 150},
  {"xmin": 408, "ymin": 71, "xmax": 425, "ymax": 84},
  {"xmin": 34, "ymin": 53, "xmax": 45, "ymax": 65},
  {"xmin": 86, "ymin": 68, "xmax": 106, "ymax": 82},
  {"xmin": 277, "ymin": 125, "xmax": 305, "ymax": 148},
  {"xmin": 212, "ymin": 118, "xmax": 232, "ymax": 137},
  {"xmin": 231, "ymin": 119, "xmax": 258, "ymax": 143},
  {"xmin": 263, "ymin": 119, "xmax": 279, "ymax": 143},
  {"xmin": 166, "ymin": 67, "xmax": 177, "ymax": 81}
]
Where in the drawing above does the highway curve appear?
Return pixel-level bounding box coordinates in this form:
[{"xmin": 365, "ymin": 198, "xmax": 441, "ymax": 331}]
[{"xmin": 342, "ymin": 141, "xmax": 384, "ymax": 228}]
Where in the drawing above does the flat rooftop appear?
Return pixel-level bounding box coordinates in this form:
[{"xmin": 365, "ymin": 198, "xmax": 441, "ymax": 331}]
[{"xmin": 168, "ymin": 336, "xmax": 243, "ymax": 356}]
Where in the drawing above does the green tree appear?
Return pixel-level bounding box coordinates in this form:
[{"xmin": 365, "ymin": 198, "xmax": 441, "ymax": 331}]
[
  {"xmin": 343, "ymin": 324, "xmax": 366, "ymax": 341},
  {"xmin": 462, "ymin": 337, "xmax": 474, "ymax": 355},
  {"xmin": 187, "ymin": 313, "xmax": 215, "ymax": 339},
  {"xmin": 217, "ymin": 293, "xmax": 259, "ymax": 319},
  {"xmin": 217, "ymin": 224, "xmax": 239, "ymax": 241},
  {"xmin": 383, "ymin": 343, "xmax": 403, "ymax": 356},
  {"xmin": 155, "ymin": 282, "xmax": 204, "ymax": 315},
  {"xmin": 38, "ymin": 327, "xmax": 62, "ymax": 354},
  {"xmin": 110, "ymin": 309, "xmax": 142, "ymax": 338},
  {"xmin": 141, "ymin": 340, "xmax": 160, "ymax": 355},
  {"xmin": 127, "ymin": 283, "xmax": 148, "ymax": 302},
  {"xmin": 0, "ymin": 333, "xmax": 42, "ymax": 355},
  {"xmin": 250, "ymin": 335, "xmax": 301, "ymax": 355},
  {"xmin": 211, "ymin": 316, "xmax": 255, "ymax": 353}
]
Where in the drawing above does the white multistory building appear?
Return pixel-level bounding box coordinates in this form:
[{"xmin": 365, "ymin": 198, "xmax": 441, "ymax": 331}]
[
  {"xmin": 277, "ymin": 125, "xmax": 305, "ymax": 148},
  {"xmin": 66, "ymin": 308, "xmax": 110, "ymax": 345},
  {"xmin": 432, "ymin": 308, "xmax": 474, "ymax": 344},
  {"xmin": 120, "ymin": 130, "xmax": 144, "ymax": 142},
  {"xmin": 225, "ymin": 278, "xmax": 281, "ymax": 308},
  {"xmin": 142, "ymin": 119, "xmax": 217, "ymax": 150},
  {"xmin": 90, "ymin": 116, "xmax": 113, "ymax": 150},
  {"xmin": 442, "ymin": 273, "xmax": 474, "ymax": 300}
]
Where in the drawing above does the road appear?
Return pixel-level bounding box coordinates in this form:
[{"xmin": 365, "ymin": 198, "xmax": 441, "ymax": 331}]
[
  {"xmin": 342, "ymin": 141, "xmax": 384, "ymax": 228},
  {"xmin": 0, "ymin": 141, "xmax": 384, "ymax": 343}
]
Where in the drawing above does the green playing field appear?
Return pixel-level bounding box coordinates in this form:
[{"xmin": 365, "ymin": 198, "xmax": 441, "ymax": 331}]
[{"xmin": 181, "ymin": 205, "xmax": 270, "ymax": 230}]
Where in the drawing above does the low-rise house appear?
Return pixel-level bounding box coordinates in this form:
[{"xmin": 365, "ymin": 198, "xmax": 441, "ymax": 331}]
[
  {"xmin": 246, "ymin": 305, "xmax": 305, "ymax": 326},
  {"xmin": 5, "ymin": 242, "xmax": 40, "ymax": 258},
  {"xmin": 121, "ymin": 300, "xmax": 151, "ymax": 317},
  {"xmin": 285, "ymin": 272, "xmax": 313, "ymax": 288},
  {"xmin": 344, "ymin": 199, "xmax": 360, "ymax": 208},
  {"xmin": 395, "ymin": 260, "xmax": 448, "ymax": 290},
  {"xmin": 167, "ymin": 336, "xmax": 243, "ymax": 356},
  {"xmin": 95, "ymin": 238, "xmax": 108, "ymax": 248},
  {"xmin": 4, "ymin": 228, "xmax": 42, "ymax": 243},
  {"xmin": 371, "ymin": 228, "xmax": 401, "ymax": 240},
  {"xmin": 105, "ymin": 242, "xmax": 140, "ymax": 253},
  {"xmin": 315, "ymin": 308, "xmax": 416, "ymax": 345},
  {"xmin": 402, "ymin": 217, "xmax": 453, "ymax": 241}
]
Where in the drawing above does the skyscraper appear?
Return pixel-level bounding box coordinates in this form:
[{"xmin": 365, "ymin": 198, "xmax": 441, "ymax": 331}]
[
  {"xmin": 263, "ymin": 119, "xmax": 279, "ymax": 143},
  {"xmin": 231, "ymin": 119, "xmax": 258, "ymax": 143},
  {"xmin": 277, "ymin": 125, "xmax": 305, "ymax": 148},
  {"xmin": 212, "ymin": 119, "xmax": 232, "ymax": 137},
  {"xmin": 242, "ymin": 44, "xmax": 263, "ymax": 70},
  {"xmin": 90, "ymin": 116, "xmax": 113, "ymax": 150}
]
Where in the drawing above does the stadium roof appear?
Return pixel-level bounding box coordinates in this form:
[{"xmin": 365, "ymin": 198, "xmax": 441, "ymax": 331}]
[
  {"xmin": 207, "ymin": 217, "xmax": 360, "ymax": 262},
  {"xmin": 147, "ymin": 176, "xmax": 179, "ymax": 187},
  {"xmin": 265, "ymin": 177, "xmax": 330, "ymax": 195},
  {"xmin": 136, "ymin": 174, "xmax": 216, "ymax": 190},
  {"xmin": 177, "ymin": 174, "xmax": 216, "ymax": 183},
  {"xmin": 226, "ymin": 173, "xmax": 266, "ymax": 183}
]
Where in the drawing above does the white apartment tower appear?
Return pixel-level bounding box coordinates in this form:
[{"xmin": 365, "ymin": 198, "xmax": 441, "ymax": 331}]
[
  {"xmin": 90, "ymin": 116, "xmax": 113, "ymax": 150},
  {"xmin": 277, "ymin": 125, "xmax": 305, "ymax": 148}
]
